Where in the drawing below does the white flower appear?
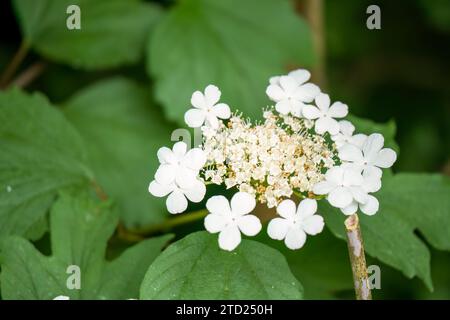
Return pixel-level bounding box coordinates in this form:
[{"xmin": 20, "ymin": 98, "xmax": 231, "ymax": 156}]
[
  {"xmin": 148, "ymin": 179, "xmax": 206, "ymax": 214},
  {"xmin": 331, "ymin": 120, "xmax": 368, "ymax": 149},
  {"xmin": 313, "ymin": 165, "xmax": 368, "ymax": 209},
  {"xmin": 266, "ymin": 69, "xmax": 320, "ymax": 116},
  {"xmin": 155, "ymin": 141, "xmax": 206, "ymax": 189},
  {"xmin": 338, "ymin": 133, "xmax": 397, "ymax": 175},
  {"xmin": 184, "ymin": 85, "xmax": 231, "ymax": 128},
  {"xmin": 339, "ymin": 167, "xmax": 381, "ymax": 215},
  {"xmin": 53, "ymin": 295, "xmax": 70, "ymax": 300},
  {"xmin": 302, "ymin": 93, "xmax": 348, "ymax": 135},
  {"xmin": 268, "ymin": 199, "xmax": 324, "ymax": 250},
  {"xmin": 204, "ymin": 192, "xmax": 262, "ymax": 251}
]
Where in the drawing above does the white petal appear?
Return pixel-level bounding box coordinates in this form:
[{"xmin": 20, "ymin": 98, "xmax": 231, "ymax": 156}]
[
  {"xmin": 191, "ymin": 91, "xmax": 206, "ymax": 109},
  {"xmin": 315, "ymin": 93, "xmax": 330, "ymax": 112},
  {"xmin": 284, "ymin": 228, "xmax": 307, "ymax": 250},
  {"xmin": 302, "ymin": 215, "xmax": 324, "ymax": 235},
  {"xmin": 276, "ymin": 199, "xmax": 297, "ymax": 220},
  {"xmin": 373, "ymin": 148, "xmax": 397, "ymax": 168},
  {"xmin": 204, "ymin": 213, "xmax": 226, "ymax": 233},
  {"xmin": 339, "ymin": 120, "xmax": 355, "ymax": 136},
  {"xmin": 343, "ymin": 168, "xmax": 364, "ymax": 186},
  {"xmin": 297, "ymin": 198, "xmax": 317, "ymax": 218},
  {"xmin": 269, "ymin": 76, "xmax": 281, "ymax": 85},
  {"xmin": 290, "ymin": 101, "xmax": 305, "ymax": 117},
  {"xmin": 275, "ymin": 100, "xmax": 291, "ymax": 115},
  {"xmin": 155, "ymin": 164, "xmax": 176, "ymax": 185},
  {"xmin": 302, "ymin": 105, "xmax": 321, "ymax": 119},
  {"xmin": 349, "ymin": 186, "xmax": 368, "ymax": 204},
  {"xmin": 339, "ymin": 144, "xmax": 364, "ymax": 163},
  {"xmin": 205, "ymin": 113, "xmax": 219, "ymax": 129},
  {"xmin": 266, "ymin": 84, "xmax": 285, "ymax": 101},
  {"xmin": 204, "ymin": 84, "xmax": 221, "ymax": 106},
  {"xmin": 267, "ymin": 218, "xmax": 290, "ymax": 240},
  {"xmin": 206, "ymin": 195, "xmax": 231, "ymax": 215},
  {"xmin": 148, "ymin": 180, "xmax": 175, "ymax": 197},
  {"xmin": 363, "ymin": 133, "xmax": 384, "ymax": 161},
  {"xmin": 166, "ymin": 189, "xmax": 188, "ymax": 214},
  {"xmin": 53, "ymin": 295, "xmax": 70, "ymax": 300},
  {"xmin": 212, "ymin": 103, "xmax": 231, "ymax": 119},
  {"xmin": 175, "ymin": 168, "xmax": 197, "ymax": 189},
  {"xmin": 295, "ymin": 83, "xmax": 320, "ymax": 103},
  {"xmin": 172, "ymin": 141, "xmax": 187, "ymax": 159},
  {"xmin": 237, "ymin": 215, "xmax": 262, "ymax": 236},
  {"xmin": 328, "ymin": 102, "xmax": 348, "ymax": 118},
  {"xmin": 279, "ymin": 76, "xmax": 298, "ymax": 94},
  {"xmin": 360, "ymin": 195, "xmax": 379, "ymax": 215},
  {"xmin": 341, "ymin": 201, "xmax": 358, "ymax": 215},
  {"xmin": 325, "ymin": 166, "xmax": 345, "ymax": 185},
  {"xmin": 183, "ymin": 148, "xmax": 206, "ymax": 170},
  {"xmin": 183, "ymin": 179, "xmax": 206, "ymax": 203},
  {"xmin": 157, "ymin": 147, "xmax": 176, "ymax": 165},
  {"xmin": 288, "ymin": 69, "xmax": 310, "ymax": 84},
  {"xmin": 184, "ymin": 108, "xmax": 206, "ymax": 128},
  {"xmin": 231, "ymin": 192, "xmax": 256, "ymax": 215},
  {"xmin": 218, "ymin": 225, "xmax": 241, "ymax": 251},
  {"xmin": 313, "ymin": 181, "xmax": 335, "ymax": 195},
  {"xmin": 350, "ymin": 134, "xmax": 368, "ymax": 148},
  {"xmin": 362, "ymin": 167, "xmax": 382, "ymax": 192},
  {"xmin": 328, "ymin": 186, "xmax": 353, "ymax": 208},
  {"xmin": 315, "ymin": 117, "xmax": 339, "ymax": 135}
]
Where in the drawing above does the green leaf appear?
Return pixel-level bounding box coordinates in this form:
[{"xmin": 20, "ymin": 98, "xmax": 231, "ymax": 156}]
[
  {"xmin": 321, "ymin": 173, "xmax": 450, "ymax": 291},
  {"xmin": 140, "ymin": 231, "xmax": 303, "ymax": 299},
  {"xmin": 13, "ymin": 0, "xmax": 162, "ymax": 69},
  {"xmin": 64, "ymin": 78, "xmax": 176, "ymax": 227},
  {"xmin": 0, "ymin": 191, "xmax": 173, "ymax": 300},
  {"xmin": 0, "ymin": 88, "xmax": 90, "ymax": 241},
  {"xmin": 148, "ymin": 0, "xmax": 314, "ymax": 125}
]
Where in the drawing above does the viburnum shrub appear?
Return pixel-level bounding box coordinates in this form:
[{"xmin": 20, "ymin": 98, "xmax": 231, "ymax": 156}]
[{"xmin": 148, "ymin": 69, "xmax": 396, "ymax": 252}]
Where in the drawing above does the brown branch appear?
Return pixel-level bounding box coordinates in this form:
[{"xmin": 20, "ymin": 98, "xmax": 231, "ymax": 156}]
[
  {"xmin": 0, "ymin": 41, "xmax": 30, "ymax": 88},
  {"xmin": 11, "ymin": 61, "xmax": 47, "ymax": 89},
  {"xmin": 345, "ymin": 214, "xmax": 372, "ymax": 300}
]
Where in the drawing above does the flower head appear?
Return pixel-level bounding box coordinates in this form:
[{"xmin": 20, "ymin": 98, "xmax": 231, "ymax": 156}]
[
  {"xmin": 302, "ymin": 93, "xmax": 348, "ymax": 135},
  {"xmin": 184, "ymin": 85, "xmax": 231, "ymax": 128},
  {"xmin": 268, "ymin": 199, "xmax": 324, "ymax": 250},
  {"xmin": 204, "ymin": 192, "xmax": 261, "ymax": 251}
]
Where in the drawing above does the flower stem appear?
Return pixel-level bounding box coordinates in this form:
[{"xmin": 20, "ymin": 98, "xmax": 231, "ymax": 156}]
[
  {"xmin": 118, "ymin": 209, "xmax": 209, "ymax": 242},
  {"xmin": 345, "ymin": 214, "xmax": 372, "ymax": 300},
  {"xmin": 0, "ymin": 41, "xmax": 30, "ymax": 88}
]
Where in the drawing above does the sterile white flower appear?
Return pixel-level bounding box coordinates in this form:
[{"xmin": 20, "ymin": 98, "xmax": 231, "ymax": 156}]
[
  {"xmin": 313, "ymin": 165, "xmax": 368, "ymax": 209},
  {"xmin": 338, "ymin": 133, "xmax": 397, "ymax": 175},
  {"xmin": 148, "ymin": 179, "xmax": 206, "ymax": 214},
  {"xmin": 184, "ymin": 84, "xmax": 231, "ymax": 128},
  {"xmin": 204, "ymin": 192, "xmax": 262, "ymax": 251},
  {"xmin": 266, "ymin": 69, "xmax": 320, "ymax": 116},
  {"xmin": 268, "ymin": 198, "xmax": 324, "ymax": 250},
  {"xmin": 302, "ymin": 93, "xmax": 348, "ymax": 135},
  {"xmin": 155, "ymin": 141, "xmax": 206, "ymax": 188},
  {"xmin": 331, "ymin": 120, "xmax": 368, "ymax": 149}
]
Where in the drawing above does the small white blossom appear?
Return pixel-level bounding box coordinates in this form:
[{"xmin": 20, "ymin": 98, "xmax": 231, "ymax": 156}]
[
  {"xmin": 266, "ymin": 69, "xmax": 320, "ymax": 117},
  {"xmin": 313, "ymin": 165, "xmax": 368, "ymax": 210},
  {"xmin": 53, "ymin": 295, "xmax": 70, "ymax": 300},
  {"xmin": 184, "ymin": 85, "xmax": 231, "ymax": 128},
  {"xmin": 204, "ymin": 192, "xmax": 262, "ymax": 251},
  {"xmin": 268, "ymin": 199, "xmax": 324, "ymax": 250},
  {"xmin": 338, "ymin": 133, "xmax": 397, "ymax": 175},
  {"xmin": 331, "ymin": 120, "xmax": 367, "ymax": 149},
  {"xmin": 149, "ymin": 179, "xmax": 205, "ymax": 214},
  {"xmin": 155, "ymin": 141, "xmax": 206, "ymax": 189},
  {"xmin": 302, "ymin": 93, "xmax": 348, "ymax": 135}
]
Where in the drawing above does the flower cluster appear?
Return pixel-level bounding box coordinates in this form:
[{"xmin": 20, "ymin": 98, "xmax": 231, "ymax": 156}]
[{"xmin": 148, "ymin": 70, "xmax": 396, "ymax": 251}]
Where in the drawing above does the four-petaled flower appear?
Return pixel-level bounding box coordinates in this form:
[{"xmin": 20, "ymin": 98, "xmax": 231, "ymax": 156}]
[
  {"xmin": 266, "ymin": 69, "xmax": 320, "ymax": 117},
  {"xmin": 268, "ymin": 199, "xmax": 324, "ymax": 250},
  {"xmin": 184, "ymin": 84, "xmax": 231, "ymax": 128},
  {"xmin": 204, "ymin": 192, "xmax": 262, "ymax": 251},
  {"xmin": 302, "ymin": 93, "xmax": 348, "ymax": 135},
  {"xmin": 338, "ymin": 133, "xmax": 397, "ymax": 176}
]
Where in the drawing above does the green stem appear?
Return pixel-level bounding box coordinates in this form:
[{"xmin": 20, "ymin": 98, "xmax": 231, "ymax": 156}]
[{"xmin": 0, "ymin": 41, "xmax": 30, "ymax": 88}]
